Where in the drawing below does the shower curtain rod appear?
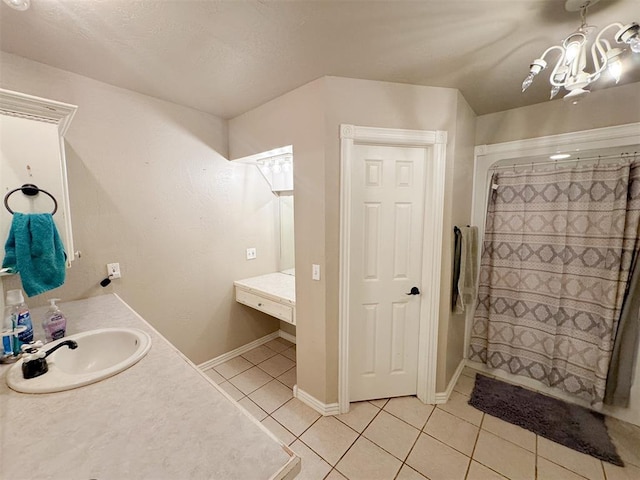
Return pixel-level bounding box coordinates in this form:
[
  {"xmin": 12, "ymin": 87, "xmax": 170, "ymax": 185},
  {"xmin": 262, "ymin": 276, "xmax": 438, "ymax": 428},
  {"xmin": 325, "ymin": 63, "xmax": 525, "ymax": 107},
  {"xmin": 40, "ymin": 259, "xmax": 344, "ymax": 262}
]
[{"xmin": 491, "ymin": 152, "xmax": 639, "ymax": 171}]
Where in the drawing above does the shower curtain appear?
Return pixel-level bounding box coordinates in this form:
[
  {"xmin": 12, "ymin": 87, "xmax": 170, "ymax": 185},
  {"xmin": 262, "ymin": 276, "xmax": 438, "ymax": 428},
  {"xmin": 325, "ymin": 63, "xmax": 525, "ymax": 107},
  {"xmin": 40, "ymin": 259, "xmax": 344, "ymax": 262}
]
[{"xmin": 469, "ymin": 161, "xmax": 640, "ymax": 406}]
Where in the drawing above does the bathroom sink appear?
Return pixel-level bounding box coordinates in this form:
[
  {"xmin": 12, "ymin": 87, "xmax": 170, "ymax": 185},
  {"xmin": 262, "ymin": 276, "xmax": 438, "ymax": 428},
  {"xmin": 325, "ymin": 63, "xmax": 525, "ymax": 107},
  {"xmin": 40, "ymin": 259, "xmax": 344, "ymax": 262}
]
[{"xmin": 5, "ymin": 328, "xmax": 151, "ymax": 394}]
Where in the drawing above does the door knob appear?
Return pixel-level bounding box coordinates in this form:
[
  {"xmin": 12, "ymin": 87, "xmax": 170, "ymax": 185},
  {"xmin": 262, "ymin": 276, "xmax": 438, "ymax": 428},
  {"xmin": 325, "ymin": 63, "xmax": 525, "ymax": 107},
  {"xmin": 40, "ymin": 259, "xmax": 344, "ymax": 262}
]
[{"xmin": 406, "ymin": 287, "xmax": 420, "ymax": 295}]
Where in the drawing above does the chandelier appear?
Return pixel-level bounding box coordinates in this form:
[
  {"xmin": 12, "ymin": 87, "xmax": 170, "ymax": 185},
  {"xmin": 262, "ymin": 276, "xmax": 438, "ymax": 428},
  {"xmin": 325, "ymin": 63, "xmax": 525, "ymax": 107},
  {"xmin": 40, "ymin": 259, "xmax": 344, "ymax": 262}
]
[{"xmin": 521, "ymin": 0, "xmax": 640, "ymax": 102}]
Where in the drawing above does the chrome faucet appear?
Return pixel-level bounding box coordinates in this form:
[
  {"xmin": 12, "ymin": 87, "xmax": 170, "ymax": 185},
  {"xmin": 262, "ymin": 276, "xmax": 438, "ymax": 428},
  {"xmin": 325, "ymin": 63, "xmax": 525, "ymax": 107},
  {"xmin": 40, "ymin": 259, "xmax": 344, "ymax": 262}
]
[{"xmin": 21, "ymin": 340, "xmax": 78, "ymax": 379}]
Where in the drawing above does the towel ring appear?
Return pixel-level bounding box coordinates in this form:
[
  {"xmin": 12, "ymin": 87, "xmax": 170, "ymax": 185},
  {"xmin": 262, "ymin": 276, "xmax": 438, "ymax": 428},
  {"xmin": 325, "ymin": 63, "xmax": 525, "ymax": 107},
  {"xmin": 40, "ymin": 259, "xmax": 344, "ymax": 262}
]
[{"xmin": 4, "ymin": 184, "xmax": 58, "ymax": 215}]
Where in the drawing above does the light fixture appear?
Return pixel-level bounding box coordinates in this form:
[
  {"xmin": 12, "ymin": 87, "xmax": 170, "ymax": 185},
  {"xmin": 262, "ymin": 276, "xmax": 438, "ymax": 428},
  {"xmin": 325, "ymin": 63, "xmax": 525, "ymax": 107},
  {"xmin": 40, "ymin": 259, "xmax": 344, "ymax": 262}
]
[
  {"xmin": 550, "ymin": 153, "xmax": 572, "ymax": 160},
  {"xmin": 256, "ymin": 155, "xmax": 293, "ymax": 175},
  {"xmin": 2, "ymin": 0, "xmax": 30, "ymax": 11},
  {"xmin": 521, "ymin": 0, "xmax": 639, "ymax": 102},
  {"xmin": 282, "ymin": 156, "xmax": 292, "ymax": 172}
]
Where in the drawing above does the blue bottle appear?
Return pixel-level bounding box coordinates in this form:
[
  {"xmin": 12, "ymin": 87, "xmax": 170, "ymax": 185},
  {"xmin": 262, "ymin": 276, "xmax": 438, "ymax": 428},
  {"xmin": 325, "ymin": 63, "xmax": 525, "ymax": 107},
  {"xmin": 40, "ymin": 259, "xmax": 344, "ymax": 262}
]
[
  {"xmin": 6, "ymin": 289, "xmax": 33, "ymax": 347},
  {"xmin": 2, "ymin": 305, "xmax": 14, "ymax": 355}
]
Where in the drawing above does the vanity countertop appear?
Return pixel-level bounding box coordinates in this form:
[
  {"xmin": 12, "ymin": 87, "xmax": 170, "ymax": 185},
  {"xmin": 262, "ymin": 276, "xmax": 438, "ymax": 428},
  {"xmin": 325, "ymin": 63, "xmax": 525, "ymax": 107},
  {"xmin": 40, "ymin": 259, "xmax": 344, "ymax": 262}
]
[
  {"xmin": 234, "ymin": 272, "xmax": 296, "ymax": 305},
  {"xmin": 0, "ymin": 294, "xmax": 299, "ymax": 480}
]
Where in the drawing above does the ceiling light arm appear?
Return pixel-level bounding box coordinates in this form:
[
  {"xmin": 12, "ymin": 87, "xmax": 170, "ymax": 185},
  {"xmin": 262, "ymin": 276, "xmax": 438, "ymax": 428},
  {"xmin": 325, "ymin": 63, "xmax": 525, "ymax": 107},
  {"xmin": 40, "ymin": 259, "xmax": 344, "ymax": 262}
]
[
  {"xmin": 595, "ymin": 22, "xmax": 624, "ymax": 45},
  {"xmin": 567, "ymin": 33, "xmax": 588, "ymax": 78},
  {"xmin": 540, "ymin": 45, "xmax": 566, "ymax": 63},
  {"xmin": 521, "ymin": 46, "xmax": 564, "ymax": 92},
  {"xmin": 591, "ymin": 22, "xmax": 624, "ymax": 74},
  {"xmin": 615, "ymin": 22, "xmax": 640, "ymax": 53},
  {"xmin": 549, "ymin": 52, "xmax": 570, "ymax": 87}
]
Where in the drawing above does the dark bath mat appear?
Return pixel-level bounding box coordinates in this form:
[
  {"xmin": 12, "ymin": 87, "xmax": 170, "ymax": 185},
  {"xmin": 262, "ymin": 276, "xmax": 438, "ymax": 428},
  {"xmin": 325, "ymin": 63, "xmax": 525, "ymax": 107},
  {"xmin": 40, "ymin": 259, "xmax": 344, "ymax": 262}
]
[{"xmin": 469, "ymin": 374, "xmax": 624, "ymax": 466}]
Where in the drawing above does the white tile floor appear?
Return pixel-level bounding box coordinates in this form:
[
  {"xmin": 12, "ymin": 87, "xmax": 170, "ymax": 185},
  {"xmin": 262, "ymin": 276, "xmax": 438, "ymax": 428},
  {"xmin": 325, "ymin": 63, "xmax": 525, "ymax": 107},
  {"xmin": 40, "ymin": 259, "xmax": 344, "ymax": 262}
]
[{"xmin": 204, "ymin": 345, "xmax": 640, "ymax": 480}]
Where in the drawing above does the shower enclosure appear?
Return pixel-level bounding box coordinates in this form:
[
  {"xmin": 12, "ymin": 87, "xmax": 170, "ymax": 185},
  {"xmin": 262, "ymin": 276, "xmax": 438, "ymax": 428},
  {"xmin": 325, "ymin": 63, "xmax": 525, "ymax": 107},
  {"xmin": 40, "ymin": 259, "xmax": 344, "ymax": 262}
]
[{"xmin": 468, "ymin": 123, "xmax": 640, "ymax": 425}]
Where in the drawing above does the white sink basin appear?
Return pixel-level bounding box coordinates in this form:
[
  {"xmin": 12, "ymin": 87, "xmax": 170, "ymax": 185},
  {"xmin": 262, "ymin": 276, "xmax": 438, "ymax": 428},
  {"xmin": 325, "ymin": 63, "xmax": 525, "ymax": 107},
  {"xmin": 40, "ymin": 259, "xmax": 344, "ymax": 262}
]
[{"xmin": 6, "ymin": 328, "xmax": 151, "ymax": 394}]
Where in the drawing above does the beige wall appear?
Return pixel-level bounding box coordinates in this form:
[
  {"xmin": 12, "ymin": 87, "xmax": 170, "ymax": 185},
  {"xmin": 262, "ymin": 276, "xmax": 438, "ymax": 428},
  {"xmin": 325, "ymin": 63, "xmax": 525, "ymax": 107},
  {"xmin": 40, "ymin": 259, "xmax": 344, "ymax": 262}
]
[
  {"xmin": 476, "ymin": 82, "xmax": 640, "ymax": 145},
  {"xmin": 323, "ymin": 77, "xmax": 475, "ymax": 395},
  {"xmin": 443, "ymin": 92, "xmax": 477, "ymax": 385},
  {"xmin": 229, "ymin": 78, "xmax": 328, "ymax": 400},
  {"xmin": 229, "ymin": 76, "xmax": 476, "ymax": 403},
  {"xmin": 0, "ymin": 52, "xmax": 280, "ymax": 365}
]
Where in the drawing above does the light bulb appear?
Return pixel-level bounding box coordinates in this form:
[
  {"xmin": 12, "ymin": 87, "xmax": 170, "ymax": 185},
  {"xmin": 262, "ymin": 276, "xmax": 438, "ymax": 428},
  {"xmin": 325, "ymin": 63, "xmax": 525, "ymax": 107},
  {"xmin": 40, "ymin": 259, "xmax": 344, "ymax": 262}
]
[
  {"xmin": 553, "ymin": 65, "xmax": 568, "ymax": 84},
  {"xmin": 630, "ymin": 36, "xmax": 640, "ymax": 54},
  {"xmin": 565, "ymin": 42, "xmax": 581, "ymax": 63},
  {"xmin": 550, "ymin": 85, "xmax": 561, "ymax": 99},
  {"xmin": 259, "ymin": 160, "xmax": 272, "ymax": 173},
  {"xmin": 608, "ymin": 59, "xmax": 622, "ymax": 83},
  {"xmin": 550, "ymin": 154, "xmax": 571, "ymax": 160},
  {"xmin": 522, "ymin": 72, "xmax": 535, "ymax": 92}
]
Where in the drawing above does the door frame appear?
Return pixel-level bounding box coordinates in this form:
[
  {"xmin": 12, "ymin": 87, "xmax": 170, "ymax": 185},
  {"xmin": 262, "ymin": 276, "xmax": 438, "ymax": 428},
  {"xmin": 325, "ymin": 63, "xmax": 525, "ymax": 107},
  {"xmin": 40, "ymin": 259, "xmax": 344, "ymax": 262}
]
[{"xmin": 339, "ymin": 124, "xmax": 448, "ymax": 413}]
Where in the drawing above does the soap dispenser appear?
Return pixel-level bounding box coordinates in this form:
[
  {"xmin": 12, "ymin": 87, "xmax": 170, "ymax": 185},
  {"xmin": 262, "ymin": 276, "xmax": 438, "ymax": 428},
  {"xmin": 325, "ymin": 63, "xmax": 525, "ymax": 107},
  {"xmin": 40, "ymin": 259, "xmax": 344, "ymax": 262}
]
[{"xmin": 42, "ymin": 299, "xmax": 67, "ymax": 342}]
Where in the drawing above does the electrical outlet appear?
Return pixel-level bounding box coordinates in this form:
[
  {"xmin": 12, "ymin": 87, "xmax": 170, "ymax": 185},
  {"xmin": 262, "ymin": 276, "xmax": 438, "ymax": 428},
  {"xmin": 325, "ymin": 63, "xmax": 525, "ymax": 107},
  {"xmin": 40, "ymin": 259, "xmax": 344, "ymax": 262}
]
[
  {"xmin": 246, "ymin": 248, "xmax": 257, "ymax": 260},
  {"xmin": 107, "ymin": 263, "xmax": 121, "ymax": 279}
]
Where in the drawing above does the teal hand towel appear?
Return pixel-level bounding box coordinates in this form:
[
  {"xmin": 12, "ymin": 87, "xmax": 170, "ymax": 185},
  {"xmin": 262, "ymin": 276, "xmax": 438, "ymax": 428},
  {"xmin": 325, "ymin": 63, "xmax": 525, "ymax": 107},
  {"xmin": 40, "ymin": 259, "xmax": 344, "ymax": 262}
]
[{"xmin": 2, "ymin": 213, "xmax": 66, "ymax": 297}]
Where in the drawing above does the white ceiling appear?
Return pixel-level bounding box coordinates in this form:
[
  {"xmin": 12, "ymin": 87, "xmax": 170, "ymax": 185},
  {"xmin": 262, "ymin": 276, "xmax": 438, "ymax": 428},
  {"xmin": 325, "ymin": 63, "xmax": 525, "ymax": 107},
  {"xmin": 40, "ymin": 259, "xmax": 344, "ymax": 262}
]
[{"xmin": 1, "ymin": 0, "xmax": 639, "ymax": 119}]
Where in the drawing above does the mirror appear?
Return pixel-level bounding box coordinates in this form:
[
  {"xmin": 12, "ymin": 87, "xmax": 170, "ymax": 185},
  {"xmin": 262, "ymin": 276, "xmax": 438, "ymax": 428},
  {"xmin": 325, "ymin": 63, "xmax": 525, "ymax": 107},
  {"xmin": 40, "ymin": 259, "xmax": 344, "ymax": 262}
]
[
  {"xmin": 0, "ymin": 89, "xmax": 77, "ymax": 267},
  {"xmin": 279, "ymin": 194, "xmax": 295, "ymax": 275},
  {"xmin": 233, "ymin": 145, "xmax": 295, "ymax": 276}
]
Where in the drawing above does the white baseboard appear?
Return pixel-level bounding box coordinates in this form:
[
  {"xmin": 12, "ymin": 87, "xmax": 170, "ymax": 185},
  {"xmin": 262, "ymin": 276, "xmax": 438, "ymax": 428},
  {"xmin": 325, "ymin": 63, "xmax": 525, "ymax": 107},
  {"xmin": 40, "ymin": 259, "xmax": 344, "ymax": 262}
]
[
  {"xmin": 293, "ymin": 385, "xmax": 340, "ymax": 416},
  {"xmin": 279, "ymin": 330, "xmax": 296, "ymax": 344},
  {"xmin": 198, "ymin": 331, "xmax": 280, "ymax": 371},
  {"xmin": 434, "ymin": 359, "xmax": 466, "ymax": 404},
  {"xmin": 198, "ymin": 329, "xmax": 296, "ymax": 371}
]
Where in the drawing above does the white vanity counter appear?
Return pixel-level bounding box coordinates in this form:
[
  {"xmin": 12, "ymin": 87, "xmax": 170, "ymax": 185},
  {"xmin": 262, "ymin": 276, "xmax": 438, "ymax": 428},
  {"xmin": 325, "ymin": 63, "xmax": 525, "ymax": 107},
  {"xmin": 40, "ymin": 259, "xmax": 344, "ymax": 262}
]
[
  {"xmin": 0, "ymin": 294, "xmax": 299, "ymax": 480},
  {"xmin": 234, "ymin": 272, "xmax": 296, "ymax": 325}
]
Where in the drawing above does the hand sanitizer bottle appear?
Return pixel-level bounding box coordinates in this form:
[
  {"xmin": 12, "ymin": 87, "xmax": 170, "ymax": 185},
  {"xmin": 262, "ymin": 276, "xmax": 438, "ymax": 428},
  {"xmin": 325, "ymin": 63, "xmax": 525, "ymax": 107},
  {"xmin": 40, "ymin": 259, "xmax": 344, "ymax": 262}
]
[{"xmin": 42, "ymin": 299, "xmax": 67, "ymax": 342}]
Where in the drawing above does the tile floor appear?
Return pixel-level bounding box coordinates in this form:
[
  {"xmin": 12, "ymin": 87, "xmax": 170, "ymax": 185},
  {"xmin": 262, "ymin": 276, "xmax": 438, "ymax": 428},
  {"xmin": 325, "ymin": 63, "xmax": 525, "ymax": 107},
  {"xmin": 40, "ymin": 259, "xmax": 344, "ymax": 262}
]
[{"xmin": 203, "ymin": 343, "xmax": 640, "ymax": 480}]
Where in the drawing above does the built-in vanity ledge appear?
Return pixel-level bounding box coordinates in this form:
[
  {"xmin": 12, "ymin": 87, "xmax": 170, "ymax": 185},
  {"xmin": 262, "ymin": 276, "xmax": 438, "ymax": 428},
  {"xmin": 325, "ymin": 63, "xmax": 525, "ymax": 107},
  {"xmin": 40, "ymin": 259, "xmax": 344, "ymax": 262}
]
[
  {"xmin": 0, "ymin": 294, "xmax": 300, "ymax": 480},
  {"xmin": 234, "ymin": 272, "xmax": 296, "ymax": 325}
]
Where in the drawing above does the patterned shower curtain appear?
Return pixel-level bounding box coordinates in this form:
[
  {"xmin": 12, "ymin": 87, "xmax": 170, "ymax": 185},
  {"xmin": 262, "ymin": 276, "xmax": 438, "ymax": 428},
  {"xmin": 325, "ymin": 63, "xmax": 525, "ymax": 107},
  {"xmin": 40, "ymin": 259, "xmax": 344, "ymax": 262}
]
[{"xmin": 469, "ymin": 161, "xmax": 640, "ymax": 406}]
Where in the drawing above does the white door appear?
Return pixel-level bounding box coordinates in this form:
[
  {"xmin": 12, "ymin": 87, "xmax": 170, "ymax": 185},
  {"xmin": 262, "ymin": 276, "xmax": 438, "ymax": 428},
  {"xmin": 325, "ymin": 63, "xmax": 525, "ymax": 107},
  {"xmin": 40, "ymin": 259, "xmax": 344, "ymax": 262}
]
[{"xmin": 349, "ymin": 144, "xmax": 427, "ymax": 402}]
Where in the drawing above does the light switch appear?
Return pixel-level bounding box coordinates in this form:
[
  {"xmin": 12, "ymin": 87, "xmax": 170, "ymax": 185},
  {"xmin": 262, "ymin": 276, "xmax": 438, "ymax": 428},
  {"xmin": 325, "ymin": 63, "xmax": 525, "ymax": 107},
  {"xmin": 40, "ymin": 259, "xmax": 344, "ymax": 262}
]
[{"xmin": 312, "ymin": 264, "xmax": 321, "ymax": 281}]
